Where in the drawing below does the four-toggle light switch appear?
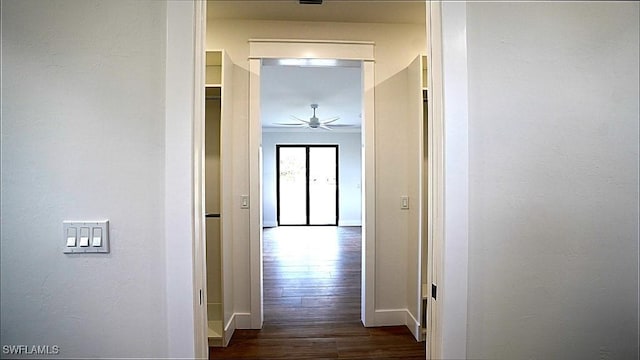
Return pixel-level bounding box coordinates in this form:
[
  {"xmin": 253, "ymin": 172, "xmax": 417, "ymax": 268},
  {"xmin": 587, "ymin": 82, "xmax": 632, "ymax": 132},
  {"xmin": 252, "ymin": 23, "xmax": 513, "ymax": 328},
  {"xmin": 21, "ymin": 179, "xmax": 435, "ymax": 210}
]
[{"xmin": 63, "ymin": 221, "xmax": 109, "ymax": 254}]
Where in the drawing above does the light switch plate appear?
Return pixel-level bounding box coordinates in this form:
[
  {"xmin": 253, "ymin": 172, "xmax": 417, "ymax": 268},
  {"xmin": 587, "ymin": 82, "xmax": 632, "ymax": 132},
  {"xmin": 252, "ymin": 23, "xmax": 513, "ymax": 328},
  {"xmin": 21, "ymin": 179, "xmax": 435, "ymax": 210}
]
[
  {"xmin": 63, "ymin": 220, "xmax": 109, "ymax": 254},
  {"xmin": 401, "ymin": 196, "xmax": 410, "ymax": 210},
  {"xmin": 241, "ymin": 195, "xmax": 250, "ymax": 209}
]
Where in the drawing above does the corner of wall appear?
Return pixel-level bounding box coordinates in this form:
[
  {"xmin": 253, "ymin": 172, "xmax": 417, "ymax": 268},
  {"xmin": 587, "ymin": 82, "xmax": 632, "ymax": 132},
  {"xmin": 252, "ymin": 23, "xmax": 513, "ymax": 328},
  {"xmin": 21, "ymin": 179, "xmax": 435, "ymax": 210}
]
[{"xmin": 165, "ymin": 1, "xmax": 198, "ymax": 358}]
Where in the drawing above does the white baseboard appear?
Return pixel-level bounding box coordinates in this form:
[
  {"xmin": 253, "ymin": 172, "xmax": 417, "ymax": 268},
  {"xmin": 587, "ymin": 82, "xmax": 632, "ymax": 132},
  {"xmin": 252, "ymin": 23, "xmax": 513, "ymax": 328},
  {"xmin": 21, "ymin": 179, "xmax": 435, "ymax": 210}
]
[
  {"xmin": 373, "ymin": 308, "xmax": 422, "ymax": 341},
  {"xmin": 373, "ymin": 308, "xmax": 408, "ymax": 326},
  {"xmin": 222, "ymin": 312, "xmax": 253, "ymax": 346},
  {"xmin": 233, "ymin": 312, "xmax": 253, "ymax": 329},
  {"xmin": 405, "ymin": 310, "xmax": 421, "ymax": 341},
  {"xmin": 224, "ymin": 314, "xmax": 236, "ymax": 346},
  {"xmin": 338, "ymin": 219, "xmax": 362, "ymax": 226}
]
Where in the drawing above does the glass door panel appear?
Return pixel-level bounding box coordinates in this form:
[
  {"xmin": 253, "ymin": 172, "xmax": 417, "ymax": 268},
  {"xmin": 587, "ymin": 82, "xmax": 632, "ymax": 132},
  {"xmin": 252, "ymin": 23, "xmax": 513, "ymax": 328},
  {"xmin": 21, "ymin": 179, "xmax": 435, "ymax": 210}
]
[
  {"xmin": 309, "ymin": 147, "xmax": 337, "ymax": 225},
  {"xmin": 278, "ymin": 147, "xmax": 307, "ymax": 225}
]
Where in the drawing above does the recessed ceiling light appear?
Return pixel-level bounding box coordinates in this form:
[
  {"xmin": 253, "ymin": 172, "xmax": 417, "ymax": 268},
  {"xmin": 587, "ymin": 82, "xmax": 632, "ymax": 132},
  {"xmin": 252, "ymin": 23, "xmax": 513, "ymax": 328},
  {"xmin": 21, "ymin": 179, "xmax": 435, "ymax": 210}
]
[
  {"xmin": 277, "ymin": 58, "xmax": 337, "ymax": 67},
  {"xmin": 308, "ymin": 59, "xmax": 337, "ymax": 66},
  {"xmin": 278, "ymin": 59, "xmax": 306, "ymax": 66}
]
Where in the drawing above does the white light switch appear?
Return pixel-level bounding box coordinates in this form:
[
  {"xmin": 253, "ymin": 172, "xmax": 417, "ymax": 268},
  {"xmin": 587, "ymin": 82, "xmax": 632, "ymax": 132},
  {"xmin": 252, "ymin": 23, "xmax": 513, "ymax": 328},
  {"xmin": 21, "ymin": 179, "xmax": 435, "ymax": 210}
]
[
  {"xmin": 66, "ymin": 227, "xmax": 77, "ymax": 247},
  {"xmin": 79, "ymin": 227, "xmax": 90, "ymax": 247},
  {"xmin": 92, "ymin": 227, "xmax": 102, "ymax": 247},
  {"xmin": 241, "ymin": 195, "xmax": 249, "ymax": 209},
  {"xmin": 401, "ymin": 196, "xmax": 410, "ymax": 210},
  {"xmin": 63, "ymin": 220, "xmax": 109, "ymax": 254}
]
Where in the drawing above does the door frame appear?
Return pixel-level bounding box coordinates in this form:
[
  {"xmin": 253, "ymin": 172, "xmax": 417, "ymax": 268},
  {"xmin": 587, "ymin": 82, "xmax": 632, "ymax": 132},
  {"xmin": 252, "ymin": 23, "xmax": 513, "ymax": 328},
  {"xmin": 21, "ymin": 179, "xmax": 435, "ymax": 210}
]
[
  {"xmin": 276, "ymin": 144, "xmax": 340, "ymax": 226},
  {"xmin": 184, "ymin": 2, "xmax": 462, "ymax": 359},
  {"xmin": 427, "ymin": 1, "xmax": 470, "ymax": 358},
  {"xmin": 248, "ymin": 39, "xmax": 376, "ymax": 328}
]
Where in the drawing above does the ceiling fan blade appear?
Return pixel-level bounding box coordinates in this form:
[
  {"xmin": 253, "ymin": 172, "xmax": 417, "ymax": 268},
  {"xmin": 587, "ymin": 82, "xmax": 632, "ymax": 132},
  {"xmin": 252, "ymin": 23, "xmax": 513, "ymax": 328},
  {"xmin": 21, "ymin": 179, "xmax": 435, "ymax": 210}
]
[
  {"xmin": 274, "ymin": 122, "xmax": 306, "ymax": 126},
  {"xmin": 319, "ymin": 124, "xmax": 333, "ymax": 131},
  {"xmin": 323, "ymin": 124, "xmax": 355, "ymax": 127},
  {"xmin": 290, "ymin": 115, "xmax": 310, "ymax": 124},
  {"xmin": 320, "ymin": 117, "xmax": 340, "ymax": 125}
]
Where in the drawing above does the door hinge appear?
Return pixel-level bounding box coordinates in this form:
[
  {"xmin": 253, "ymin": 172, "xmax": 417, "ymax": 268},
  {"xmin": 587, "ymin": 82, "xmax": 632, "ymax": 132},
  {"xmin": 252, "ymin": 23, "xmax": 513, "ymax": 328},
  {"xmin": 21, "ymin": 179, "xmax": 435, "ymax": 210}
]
[
  {"xmin": 431, "ymin": 283, "xmax": 437, "ymax": 300},
  {"xmin": 199, "ymin": 289, "xmax": 203, "ymax": 306}
]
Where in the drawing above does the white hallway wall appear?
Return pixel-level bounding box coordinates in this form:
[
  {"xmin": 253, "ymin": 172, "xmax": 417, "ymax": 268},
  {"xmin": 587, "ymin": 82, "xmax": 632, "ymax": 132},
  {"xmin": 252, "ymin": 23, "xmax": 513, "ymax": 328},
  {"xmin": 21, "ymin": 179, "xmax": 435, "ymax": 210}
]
[
  {"xmin": 463, "ymin": 1, "xmax": 639, "ymax": 358},
  {"xmin": 207, "ymin": 19, "xmax": 426, "ymax": 321},
  {"xmin": 262, "ymin": 132, "xmax": 362, "ymax": 227},
  {"xmin": 0, "ymin": 1, "xmax": 425, "ymax": 357},
  {"xmin": 4, "ymin": 1, "xmax": 635, "ymax": 358},
  {"xmin": 1, "ymin": 0, "xmax": 170, "ymax": 358}
]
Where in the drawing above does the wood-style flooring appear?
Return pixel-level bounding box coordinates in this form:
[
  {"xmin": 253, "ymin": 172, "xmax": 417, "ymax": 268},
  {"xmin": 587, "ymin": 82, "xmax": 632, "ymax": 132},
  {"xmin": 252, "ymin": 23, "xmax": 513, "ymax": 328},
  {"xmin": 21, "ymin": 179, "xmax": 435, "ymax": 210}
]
[{"xmin": 210, "ymin": 226, "xmax": 425, "ymax": 359}]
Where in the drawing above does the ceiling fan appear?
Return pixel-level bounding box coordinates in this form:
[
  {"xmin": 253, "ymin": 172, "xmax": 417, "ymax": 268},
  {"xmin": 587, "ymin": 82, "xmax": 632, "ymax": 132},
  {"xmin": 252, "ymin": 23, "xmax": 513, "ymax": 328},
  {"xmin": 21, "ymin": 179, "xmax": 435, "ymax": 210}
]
[{"xmin": 275, "ymin": 104, "xmax": 352, "ymax": 130}]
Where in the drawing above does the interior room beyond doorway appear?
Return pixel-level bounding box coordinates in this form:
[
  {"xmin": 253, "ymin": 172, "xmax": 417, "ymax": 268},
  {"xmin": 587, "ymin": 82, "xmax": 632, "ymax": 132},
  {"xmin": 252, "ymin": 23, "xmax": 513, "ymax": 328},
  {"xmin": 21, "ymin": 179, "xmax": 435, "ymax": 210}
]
[{"xmin": 210, "ymin": 225, "xmax": 426, "ymax": 358}]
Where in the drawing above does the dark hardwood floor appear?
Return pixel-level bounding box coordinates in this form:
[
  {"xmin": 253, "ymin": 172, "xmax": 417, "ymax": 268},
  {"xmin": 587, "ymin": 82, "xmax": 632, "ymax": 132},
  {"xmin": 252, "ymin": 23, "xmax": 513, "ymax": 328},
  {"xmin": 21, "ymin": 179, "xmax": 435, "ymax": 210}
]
[{"xmin": 210, "ymin": 226, "xmax": 425, "ymax": 359}]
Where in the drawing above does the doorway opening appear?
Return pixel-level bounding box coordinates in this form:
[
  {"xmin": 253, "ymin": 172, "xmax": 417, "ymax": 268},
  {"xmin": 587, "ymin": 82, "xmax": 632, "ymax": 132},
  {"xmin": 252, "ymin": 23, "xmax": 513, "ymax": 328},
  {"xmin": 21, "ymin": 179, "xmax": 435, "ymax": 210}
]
[
  {"xmin": 258, "ymin": 54, "xmax": 366, "ymax": 328},
  {"xmin": 277, "ymin": 145, "xmax": 339, "ymax": 226},
  {"xmin": 195, "ymin": 3, "xmax": 444, "ymax": 358},
  {"xmin": 249, "ymin": 40, "xmax": 375, "ymax": 328}
]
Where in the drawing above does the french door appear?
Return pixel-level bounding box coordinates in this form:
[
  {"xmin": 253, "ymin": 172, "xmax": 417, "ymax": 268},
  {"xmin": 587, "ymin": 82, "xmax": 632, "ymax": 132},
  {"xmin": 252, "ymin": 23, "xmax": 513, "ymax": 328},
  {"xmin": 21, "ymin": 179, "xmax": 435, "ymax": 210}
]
[{"xmin": 276, "ymin": 145, "xmax": 339, "ymax": 226}]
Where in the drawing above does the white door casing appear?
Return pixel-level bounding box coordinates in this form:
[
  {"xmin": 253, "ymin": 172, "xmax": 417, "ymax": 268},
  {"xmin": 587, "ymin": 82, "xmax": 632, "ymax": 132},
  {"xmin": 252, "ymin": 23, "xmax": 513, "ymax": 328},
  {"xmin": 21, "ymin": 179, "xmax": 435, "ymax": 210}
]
[
  {"xmin": 248, "ymin": 39, "xmax": 376, "ymax": 328},
  {"xmin": 187, "ymin": 3, "xmax": 452, "ymax": 358}
]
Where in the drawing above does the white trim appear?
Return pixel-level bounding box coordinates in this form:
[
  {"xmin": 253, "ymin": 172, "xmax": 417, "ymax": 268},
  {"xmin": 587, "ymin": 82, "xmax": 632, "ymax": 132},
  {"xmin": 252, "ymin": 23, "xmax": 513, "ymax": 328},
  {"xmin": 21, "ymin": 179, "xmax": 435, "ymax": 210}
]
[
  {"xmin": 249, "ymin": 38, "xmax": 375, "ymax": 45},
  {"xmin": 405, "ymin": 309, "xmax": 422, "ymax": 341},
  {"xmin": 223, "ymin": 314, "xmax": 236, "ymax": 347},
  {"xmin": 232, "ymin": 312, "xmax": 253, "ymax": 329},
  {"xmin": 165, "ymin": 1, "xmax": 198, "ymax": 358},
  {"xmin": 408, "ymin": 53, "xmax": 426, "ymax": 347},
  {"xmin": 427, "ymin": 1, "xmax": 470, "ymax": 358},
  {"xmin": 219, "ymin": 50, "xmax": 235, "ymax": 348},
  {"xmin": 440, "ymin": 1, "xmax": 469, "ymax": 359},
  {"xmin": 361, "ymin": 60, "xmax": 376, "ymax": 327},
  {"xmin": 192, "ymin": 0, "xmax": 208, "ymax": 358},
  {"xmin": 427, "ymin": 1, "xmax": 445, "ymax": 359},
  {"xmin": 374, "ymin": 309, "xmax": 409, "ymax": 326},
  {"xmin": 182, "ymin": 4, "xmax": 447, "ymax": 358},
  {"xmin": 249, "ymin": 39, "xmax": 375, "ymax": 61},
  {"xmin": 248, "ymin": 39, "xmax": 376, "ymax": 329},
  {"xmin": 372, "ymin": 308, "xmax": 421, "ymax": 341},
  {"xmin": 248, "ymin": 57, "xmax": 264, "ymax": 329}
]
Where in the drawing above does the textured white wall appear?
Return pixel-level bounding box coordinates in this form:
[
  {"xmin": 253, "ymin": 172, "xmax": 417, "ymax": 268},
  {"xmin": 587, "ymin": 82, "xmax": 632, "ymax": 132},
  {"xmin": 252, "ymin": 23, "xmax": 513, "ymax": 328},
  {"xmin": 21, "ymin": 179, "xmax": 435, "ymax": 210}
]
[
  {"xmin": 465, "ymin": 2, "xmax": 639, "ymax": 358},
  {"xmin": 207, "ymin": 18, "xmax": 426, "ymax": 319},
  {"xmin": 1, "ymin": 0, "xmax": 169, "ymax": 357},
  {"xmin": 262, "ymin": 132, "xmax": 362, "ymax": 227}
]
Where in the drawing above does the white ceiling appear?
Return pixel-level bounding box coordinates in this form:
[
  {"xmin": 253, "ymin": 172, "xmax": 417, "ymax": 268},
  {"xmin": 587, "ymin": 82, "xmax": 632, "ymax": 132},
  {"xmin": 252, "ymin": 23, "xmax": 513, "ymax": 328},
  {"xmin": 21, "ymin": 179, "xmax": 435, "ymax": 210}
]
[
  {"xmin": 207, "ymin": 1, "xmax": 426, "ymax": 25},
  {"xmin": 208, "ymin": 0, "xmax": 425, "ymax": 132},
  {"xmin": 261, "ymin": 62, "xmax": 362, "ymax": 131}
]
